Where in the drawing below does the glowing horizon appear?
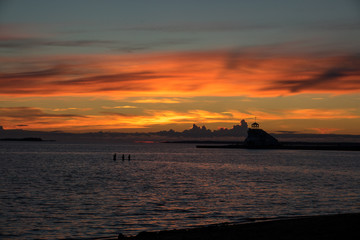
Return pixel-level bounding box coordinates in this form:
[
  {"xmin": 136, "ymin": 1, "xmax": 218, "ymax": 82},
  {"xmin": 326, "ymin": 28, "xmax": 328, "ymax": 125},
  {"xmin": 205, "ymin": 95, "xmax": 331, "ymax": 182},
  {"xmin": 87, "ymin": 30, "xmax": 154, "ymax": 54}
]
[{"xmin": 0, "ymin": 0, "xmax": 359, "ymax": 135}]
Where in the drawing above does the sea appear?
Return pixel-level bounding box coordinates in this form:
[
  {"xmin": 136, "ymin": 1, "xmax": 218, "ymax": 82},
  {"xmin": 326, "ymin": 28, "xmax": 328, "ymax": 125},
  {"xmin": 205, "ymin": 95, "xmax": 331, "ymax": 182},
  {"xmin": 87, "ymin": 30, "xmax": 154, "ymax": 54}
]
[{"xmin": 1, "ymin": 141, "xmax": 359, "ymax": 239}]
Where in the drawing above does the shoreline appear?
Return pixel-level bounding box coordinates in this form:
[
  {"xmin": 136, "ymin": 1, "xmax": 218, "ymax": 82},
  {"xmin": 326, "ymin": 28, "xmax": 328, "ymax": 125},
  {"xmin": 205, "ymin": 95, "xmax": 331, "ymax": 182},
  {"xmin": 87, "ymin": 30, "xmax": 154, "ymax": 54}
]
[
  {"xmin": 111, "ymin": 213, "xmax": 360, "ymax": 240},
  {"xmin": 196, "ymin": 142, "xmax": 360, "ymax": 151}
]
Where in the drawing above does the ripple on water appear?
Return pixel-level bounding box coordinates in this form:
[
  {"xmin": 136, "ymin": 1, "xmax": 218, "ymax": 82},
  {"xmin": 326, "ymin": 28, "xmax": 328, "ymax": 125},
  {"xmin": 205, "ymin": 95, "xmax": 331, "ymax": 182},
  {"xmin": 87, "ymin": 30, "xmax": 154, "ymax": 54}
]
[{"xmin": 1, "ymin": 143, "xmax": 359, "ymax": 238}]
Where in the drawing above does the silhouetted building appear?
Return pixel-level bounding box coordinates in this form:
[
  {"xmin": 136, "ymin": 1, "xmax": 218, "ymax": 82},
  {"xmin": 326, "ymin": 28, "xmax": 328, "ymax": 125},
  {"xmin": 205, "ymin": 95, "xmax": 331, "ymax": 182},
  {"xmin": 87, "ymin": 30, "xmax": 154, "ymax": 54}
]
[{"xmin": 251, "ymin": 122, "xmax": 259, "ymax": 129}]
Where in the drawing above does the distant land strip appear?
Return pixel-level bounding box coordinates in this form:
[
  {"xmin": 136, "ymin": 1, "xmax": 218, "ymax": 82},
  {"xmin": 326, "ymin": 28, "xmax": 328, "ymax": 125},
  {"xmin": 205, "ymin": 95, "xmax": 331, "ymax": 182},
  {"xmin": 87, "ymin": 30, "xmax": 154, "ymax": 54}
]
[
  {"xmin": 0, "ymin": 137, "xmax": 54, "ymax": 142},
  {"xmin": 196, "ymin": 142, "xmax": 360, "ymax": 151}
]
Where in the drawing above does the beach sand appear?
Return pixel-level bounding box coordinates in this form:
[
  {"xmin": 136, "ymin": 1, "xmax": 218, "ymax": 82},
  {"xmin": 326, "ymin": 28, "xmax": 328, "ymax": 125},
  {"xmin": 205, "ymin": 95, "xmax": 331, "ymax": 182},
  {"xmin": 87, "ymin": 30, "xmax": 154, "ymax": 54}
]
[{"xmin": 114, "ymin": 213, "xmax": 359, "ymax": 240}]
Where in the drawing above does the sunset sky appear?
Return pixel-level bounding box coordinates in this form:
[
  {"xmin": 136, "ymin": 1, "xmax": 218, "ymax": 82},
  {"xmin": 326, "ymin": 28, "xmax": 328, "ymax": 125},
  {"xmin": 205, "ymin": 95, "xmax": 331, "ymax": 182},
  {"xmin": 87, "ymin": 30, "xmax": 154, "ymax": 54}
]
[{"xmin": 1, "ymin": 0, "xmax": 359, "ymax": 134}]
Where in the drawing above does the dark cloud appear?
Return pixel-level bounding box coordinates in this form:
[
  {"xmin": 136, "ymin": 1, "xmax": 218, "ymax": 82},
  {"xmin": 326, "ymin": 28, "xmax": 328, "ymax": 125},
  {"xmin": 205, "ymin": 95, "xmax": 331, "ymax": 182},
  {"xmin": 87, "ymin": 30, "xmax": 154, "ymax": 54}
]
[
  {"xmin": 0, "ymin": 37, "xmax": 115, "ymax": 50},
  {"xmin": 222, "ymin": 43, "xmax": 289, "ymax": 71},
  {"xmin": 118, "ymin": 21, "xmax": 360, "ymax": 33},
  {"xmin": 0, "ymin": 34, "xmax": 192, "ymax": 54},
  {"xmin": 262, "ymin": 55, "xmax": 360, "ymax": 93},
  {"xmin": 114, "ymin": 39, "xmax": 195, "ymax": 53},
  {"xmin": 100, "ymin": 112, "xmax": 134, "ymax": 117},
  {"xmin": 0, "ymin": 107, "xmax": 86, "ymax": 120},
  {"xmin": 306, "ymin": 22, "xmax": 360, "ymax": 31},
  {"xmin": 275, "ymin": 130, "xmax": 299, "ymax": 134},
  {"xmin": 272, "ymin": 68, "xmax": 350, "ymax": 93},
  {"xmin": 0, "ymin": 67, "xmax": 66, "ymax": 79},
  {"xmin": 0, "ymin": 65, "xmax": 169, "ymax": 94},
  {"xmin": 116, "ymin": 22, "xmax": 273, "ymax": 33},
  {"xmin": 0, "ymin": 24, "xmax": 195, "ymax": 53},
  {"xmin": 97, "ymin": 84, "xmax": 154, "ymax": 92},
  {"xmin": 0, "ymin": 65, "xmax": 72, "ymax": 94},
  {"xmin": 56, "ymin": 71, "xmax": 168, "ymax": 85},
  {"xmin": 53, "ymin": 71, "xmax": 169, "ymax": 93}
]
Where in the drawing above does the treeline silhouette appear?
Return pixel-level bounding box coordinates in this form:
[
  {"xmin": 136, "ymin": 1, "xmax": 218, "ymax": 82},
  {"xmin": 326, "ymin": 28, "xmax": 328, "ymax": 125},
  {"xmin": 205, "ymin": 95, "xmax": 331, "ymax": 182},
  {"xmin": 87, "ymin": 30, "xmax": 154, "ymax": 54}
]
[
  {"xmin": 156, "ymin": 120, "xmax": 248, "ymax": 138},
  {"xmin": 0, "ymin": 120, "xmax": 249, "ymax": 141}
]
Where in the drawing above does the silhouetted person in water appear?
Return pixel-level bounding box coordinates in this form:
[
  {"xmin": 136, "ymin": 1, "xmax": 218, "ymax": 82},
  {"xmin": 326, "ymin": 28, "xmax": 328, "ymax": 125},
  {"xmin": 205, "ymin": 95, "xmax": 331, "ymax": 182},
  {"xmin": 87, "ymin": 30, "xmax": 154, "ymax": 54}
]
[
  {"xmin": 122, "ymin": 154, "xmax": 125, "ymax": 161},
  {"xmin": 113, "ymin": 153, "xmax": 116, "ymax": 161},
  {"xmin": 128, "ymin": 154, "xmax": 131, "ymax": 161}
]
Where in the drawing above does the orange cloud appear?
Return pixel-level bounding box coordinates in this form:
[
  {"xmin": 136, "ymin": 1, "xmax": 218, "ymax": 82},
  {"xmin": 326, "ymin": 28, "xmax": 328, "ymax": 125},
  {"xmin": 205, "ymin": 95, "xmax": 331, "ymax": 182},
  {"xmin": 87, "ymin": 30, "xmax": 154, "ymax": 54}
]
[
  {"xmin": 1, "ymin": 106, "xmax": 358, "ymax": 133},
  {"xmin": 102, "ymin": 106, "xmax": 137, "ymax": 109},
  {"xmin": 0, "ymin": 107, "xmax": 88, "ymax": 131},
  {"xmin": 132, "ymin": 98, "xmax": 182, "ymax": 103},
  {"xmin": 0, "ymin": 107, "xmax": 242, "ymax": 132},
  {"xmin": 1, "ymin": 49, "xmax": 359, "ymax": 98},
  {"xmin": 230, "ymin": 108, "xmax": 359, "ymax": 120},
  {"xmin": 287, "ymin": 109, "xmax": 358, "ymax": 119}
]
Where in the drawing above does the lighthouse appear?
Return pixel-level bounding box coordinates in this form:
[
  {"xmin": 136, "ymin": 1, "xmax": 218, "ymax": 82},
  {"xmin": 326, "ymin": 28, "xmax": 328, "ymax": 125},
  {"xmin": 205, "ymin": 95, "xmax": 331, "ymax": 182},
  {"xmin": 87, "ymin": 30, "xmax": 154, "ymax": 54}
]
[{"xmin": 251, "ymin": 117, "xmax": 259, "ymax": 129}]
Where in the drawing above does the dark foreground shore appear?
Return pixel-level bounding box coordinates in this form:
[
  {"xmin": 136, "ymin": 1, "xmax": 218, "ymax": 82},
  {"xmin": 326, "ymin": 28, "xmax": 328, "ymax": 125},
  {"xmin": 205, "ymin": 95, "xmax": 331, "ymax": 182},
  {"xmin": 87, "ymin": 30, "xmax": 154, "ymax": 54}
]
[{"xmin": 109, "ymin": 213, "xmax": 360, "ymax": 240}]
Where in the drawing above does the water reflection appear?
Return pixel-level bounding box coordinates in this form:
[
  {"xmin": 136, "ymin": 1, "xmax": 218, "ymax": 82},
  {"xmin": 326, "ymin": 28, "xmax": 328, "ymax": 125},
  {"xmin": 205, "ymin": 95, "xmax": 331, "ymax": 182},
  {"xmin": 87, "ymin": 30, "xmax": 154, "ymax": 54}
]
[{"xmin": 1, "ymin": 142, "xmax": 359, "ymax": 239}]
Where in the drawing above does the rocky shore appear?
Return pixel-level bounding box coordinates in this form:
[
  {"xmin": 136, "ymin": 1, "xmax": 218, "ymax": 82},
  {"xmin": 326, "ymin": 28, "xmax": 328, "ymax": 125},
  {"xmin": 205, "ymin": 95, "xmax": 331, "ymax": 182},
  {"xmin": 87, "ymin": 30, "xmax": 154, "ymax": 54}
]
[{"xmin": 113, "ymin": 213, "xmax": 359, "ymax": 240}]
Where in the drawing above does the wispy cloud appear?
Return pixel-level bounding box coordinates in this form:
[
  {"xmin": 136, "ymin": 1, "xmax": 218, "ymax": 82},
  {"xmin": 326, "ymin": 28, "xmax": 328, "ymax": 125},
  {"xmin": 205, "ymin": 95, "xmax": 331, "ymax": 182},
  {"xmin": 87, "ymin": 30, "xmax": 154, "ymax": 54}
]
[
  {"xmin": 0, "ymin": 65, "xmax": 170, "ymax": 95},
  {"xmin": 132, "ymin": 98, "xmax": 182, "ymax": 104},
  {"xmin": 113, "ymin": 22, "xmax": 273, "ymax": 33},
  {"xmin": 51, "ymin": 107, "xmax": 92, "ymax": 112},
  {"xmin": 102, "ymin": 106, "xmax": 137, "ymax": 109},
  {"xmin": 114, "ymin": 38, "xmax": 195, "ymax": 53},
  {"xmin": 0, "ymin": 107, "xmax": 85, "ymax": 119},
  {"xmin": 0, "ymin": 24, "xmax": 196, "ymax": 53},
  {"xmin": 231, "ymin": 108, "xmax": 359, "ymax": 120},
  {"xmin": 0, "ymin": 107, "xmax": 241, "ymax": 131},
  {"xmin": 309, "ymin": 128, "xmax": 342, "ymax": 134},
  {"xmin": 0, "ymin": 36, "xmax": 116, "ymax": 50},
  {"xmin": 1, "ymin": 106, "xmax": 358, "ymax": 132},
  {"xmin": 0, "ymin": 107, "xmax": 88, "ymax": 130},
  {"xmin": 262, "ymin": 57, "xmax": 360, "ymax": 93}
]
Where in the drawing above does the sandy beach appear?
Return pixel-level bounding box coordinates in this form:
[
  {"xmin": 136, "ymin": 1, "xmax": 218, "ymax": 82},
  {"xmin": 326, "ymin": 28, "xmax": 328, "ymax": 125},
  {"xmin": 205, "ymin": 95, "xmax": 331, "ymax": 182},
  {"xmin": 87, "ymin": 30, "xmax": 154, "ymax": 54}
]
[{"xmin": 113, "ymin": 213, "xmax": 360, "ymax": 240}]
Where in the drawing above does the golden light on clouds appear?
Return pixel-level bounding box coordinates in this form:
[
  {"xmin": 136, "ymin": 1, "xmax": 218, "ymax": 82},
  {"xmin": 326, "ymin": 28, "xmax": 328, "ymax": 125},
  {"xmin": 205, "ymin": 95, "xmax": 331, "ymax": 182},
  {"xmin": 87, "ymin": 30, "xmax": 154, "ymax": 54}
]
[
  {"xmin": 1, "ymin": 48, "xmax": 359, "ymax": 133},
  {"xmin": 132, "ymin": 98, "xmax": 182, "ymax": 104},
  {"xmin": 238, "ymin": 109, "xmax": 359, "ymax": 121},
  {"xmin": 102, "ymin": 106, "xmax": 137, "ymax": 109},
  {"xmin": 1, "ymin": 106, "xmax": 358, "ymax": 133},
  {"xmin": 1, "ymin": 50, "xmax": 359, "ymax": 98}
]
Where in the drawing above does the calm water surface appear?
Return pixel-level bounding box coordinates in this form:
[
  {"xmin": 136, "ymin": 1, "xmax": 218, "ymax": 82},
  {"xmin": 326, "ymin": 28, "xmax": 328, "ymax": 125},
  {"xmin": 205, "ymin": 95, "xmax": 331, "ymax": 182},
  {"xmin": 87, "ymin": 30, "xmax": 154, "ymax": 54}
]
[{"xmin": 1, "ymin": 142, "xmax": 359, "ymax": 239}]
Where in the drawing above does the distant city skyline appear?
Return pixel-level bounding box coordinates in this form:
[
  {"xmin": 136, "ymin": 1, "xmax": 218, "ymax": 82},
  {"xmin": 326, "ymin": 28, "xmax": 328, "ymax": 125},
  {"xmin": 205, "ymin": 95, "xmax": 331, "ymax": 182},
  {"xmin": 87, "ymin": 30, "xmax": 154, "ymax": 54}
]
[{"xmin": 0, "ymin": 0, "xmax": 359, "ymax": 134}]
